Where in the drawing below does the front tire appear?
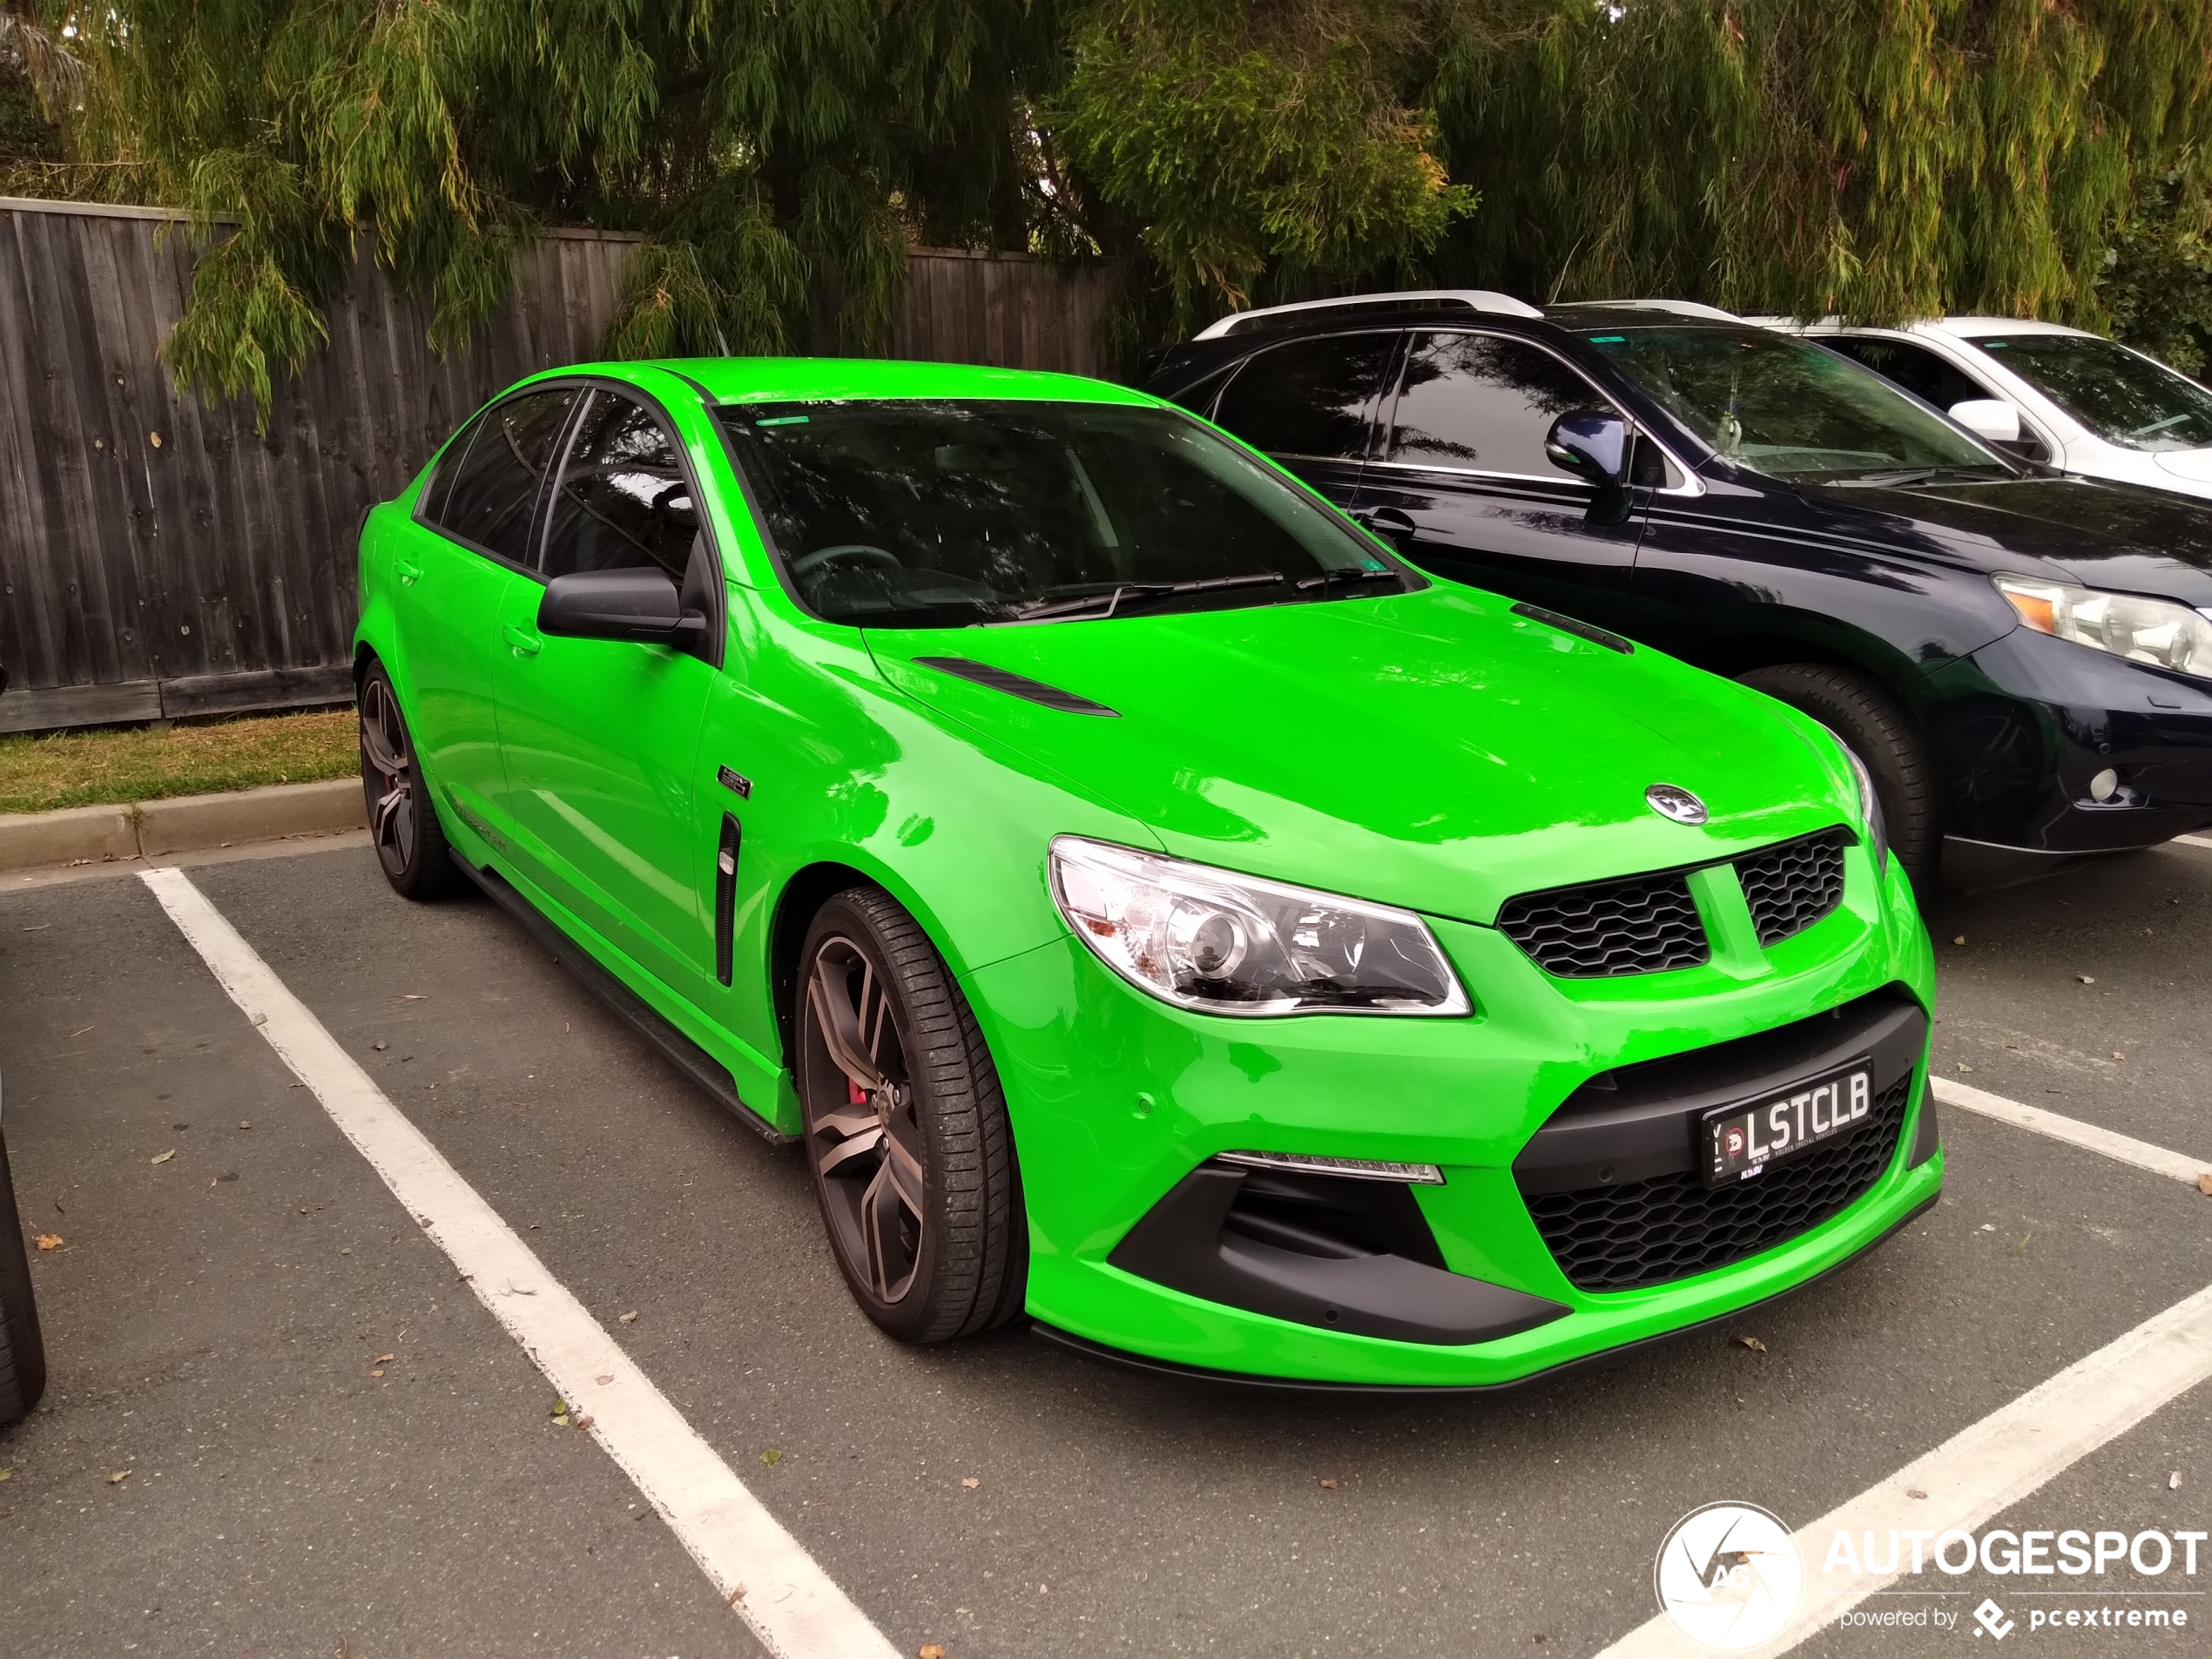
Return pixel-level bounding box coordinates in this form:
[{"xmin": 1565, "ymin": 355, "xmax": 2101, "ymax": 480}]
[
  {"xmin": 796, "ymin": 888, "xmax": 1026, "ymax": 1343},
  {"xmin": 1739, "ymin": 662, "xmax": 1940, "ymax": 888},
  {"xmin": 0, "ymin": 1123, "xmax": 48, "ymax": 1429},
  {"xmin": 359, "ymin": 662, "xmax": 459, "ymax": 900}
]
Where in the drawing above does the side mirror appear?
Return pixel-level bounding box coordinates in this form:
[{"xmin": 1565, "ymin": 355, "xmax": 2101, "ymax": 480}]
[
  {"xmin": 539, "ymin": 568, "xmax": 708, "ymax": 651},
  {"xmin": 1545, "ymin": 410, "xmax": 1634, "ymax": 527},
  {"xmin": 1949, "ymin": 398, "xmax": 2022, "ymax": 446}
]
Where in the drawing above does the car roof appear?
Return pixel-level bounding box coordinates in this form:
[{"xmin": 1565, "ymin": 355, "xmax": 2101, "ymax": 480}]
[
  {"xmin": 520, "ymin": 356, "xmax": 1158, "ymax": 408},
  {"xmin": 1757, "ymin": 316, "xmax": 2096, "ymax": 341},
  {"xmin": 1191, "ymin": 290, "xmax": 1544, "ymax": 340}
]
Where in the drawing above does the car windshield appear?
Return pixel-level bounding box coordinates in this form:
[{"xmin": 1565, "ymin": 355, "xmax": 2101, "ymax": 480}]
[
  {"xmin": 1968, "ymin": 333, "xmax": 2212, "ymax": 452},
  {"xmin": 1579, "ymin": 326, "xmax": 2012, "ymax": 482},
  {"xmin": 715, "ymin": 399, "xmax": 1412, "ymax": 627}
]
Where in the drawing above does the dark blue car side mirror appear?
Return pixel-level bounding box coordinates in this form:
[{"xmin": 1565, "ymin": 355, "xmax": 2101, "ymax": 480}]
[{"xmin": 1545, "ymin": 410, "xmax": 1634, "ymax": 527}]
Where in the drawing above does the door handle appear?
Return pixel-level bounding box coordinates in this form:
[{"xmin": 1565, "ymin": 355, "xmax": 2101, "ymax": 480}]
[
  {"xmin": 395, "ymin": 559, "xmax": 422, "ymax": 586},
  {"xmin": 502, "ymin": 624, "xmax": 542, "ymax": 658}
]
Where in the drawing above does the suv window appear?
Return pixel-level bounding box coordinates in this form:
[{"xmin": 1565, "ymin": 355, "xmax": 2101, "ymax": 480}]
[
  {"xmin": 1385, "ymin": 333, "xmax": 1605, "ymax": 477},
  {"xmin": 1211, "ymin": 333, "xmax": 1396, "ymax": 460},
  {"xmin": 1823, "ymin": 337, "xmax": 1987, "ymax": 413},
  {"xmin": 542, "ymin": 391, "xmax": 698, "ymax": 581},
  {"xmin": 431, "ymin": 388, "xmax": 578, "ymax": 563}
]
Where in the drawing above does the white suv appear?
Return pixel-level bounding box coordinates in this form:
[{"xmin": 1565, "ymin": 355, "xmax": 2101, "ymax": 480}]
[{"xmin": 1768, "ymin": 316, "xmax": 2212, "ymax": 502}]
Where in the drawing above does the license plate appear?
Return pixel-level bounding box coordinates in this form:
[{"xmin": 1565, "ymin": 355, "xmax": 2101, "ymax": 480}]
[{"xmin": 1703, "ymin": 1061, "xmax": 1874, "ymax": 1186}]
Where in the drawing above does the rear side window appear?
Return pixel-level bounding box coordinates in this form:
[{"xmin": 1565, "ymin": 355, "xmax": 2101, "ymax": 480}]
[
  {"xmin": 1211, "ymin": 333, "xmax": 1396, "ymax": 459},
  {"xmin": 1385, "ymin": 334, "xmax": 1605, "ymax": 477},
  {"xmin": 429, "ymin": 388, "xmax": 578, "ymax": 563},
  {"xmin": 1823, "ymin": 338, "xmax": 1987, "ymax": 414},
  {"xmin": 541, "ymin": 391, "xmax": 698, "ymax": 582}
]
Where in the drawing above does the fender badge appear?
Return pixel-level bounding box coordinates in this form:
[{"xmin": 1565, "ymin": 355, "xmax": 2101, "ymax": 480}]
[
  {"xmin": 1645, "ymin": 783, "xmax": 1707, "ymax": 825},
  {"xmin": 717, "ymin": 765, "xmax": 753, "ymax": 799}
]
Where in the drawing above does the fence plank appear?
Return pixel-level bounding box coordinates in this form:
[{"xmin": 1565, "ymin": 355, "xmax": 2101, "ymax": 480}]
[{"xmin": 0, "ymin": 201, "xmax": 1119, "ymax": 732}]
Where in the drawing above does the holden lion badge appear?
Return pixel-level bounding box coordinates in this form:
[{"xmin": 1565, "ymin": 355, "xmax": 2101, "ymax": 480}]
[
  {"xmin": 1653, "ymin": 1501, "xmax": 1803, "ymax": 1651},
  {"xmin": 1645, "ymin": 783, "xmax": 1709, "ymax": 825}
]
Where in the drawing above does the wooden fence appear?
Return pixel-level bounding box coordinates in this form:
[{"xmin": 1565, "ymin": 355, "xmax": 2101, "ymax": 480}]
[{"xmin": 0, "ymin": 198, "xmax": 1119, "ymax": 734}]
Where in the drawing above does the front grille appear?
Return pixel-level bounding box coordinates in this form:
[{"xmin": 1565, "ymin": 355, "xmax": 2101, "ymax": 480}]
[
  {"xmin": 1736, "ymin": 830, "xmax": 1847, "ymax": 947},
  {"xmin": 1523, "ymin": 1074, "xmax": 1913, "ymax": 1292},
  {"xmin": 1495, "ymin": 873, "xmax": 1709, "ymax": 978}
]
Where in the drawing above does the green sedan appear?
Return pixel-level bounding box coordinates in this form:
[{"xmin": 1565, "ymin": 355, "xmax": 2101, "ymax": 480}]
[{"xmin": 353, "ymin": 358, "xmax": 1939, "ymax": 1388}]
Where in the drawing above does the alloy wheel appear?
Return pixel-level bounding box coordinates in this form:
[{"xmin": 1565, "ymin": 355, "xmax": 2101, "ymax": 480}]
[
  {"xmin": 359, "ymin": 674, "xmax": 419, "ymax": 880},
  {"xmin": 802, "ymin": 935, "xmax": 927, "ymax": 1305}
]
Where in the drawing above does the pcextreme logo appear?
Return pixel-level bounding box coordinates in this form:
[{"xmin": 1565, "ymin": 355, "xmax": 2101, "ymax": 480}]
[{"xmin": 1654, "ymin": 1501, "xmax": 1805, "ymax": 1650}]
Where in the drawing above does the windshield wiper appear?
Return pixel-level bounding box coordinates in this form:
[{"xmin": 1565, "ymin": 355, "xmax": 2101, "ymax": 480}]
[
  {"xmin": 996, "ymin": 571, "xmax": 1285, "ymax": 623},
  {"xmin": 1296, "ymin": 567, "xmax": 1405, "ymax": 594},
  {"xmin": 1830, "ymin": 466, "xmax": 2009, "ymax": 489}
]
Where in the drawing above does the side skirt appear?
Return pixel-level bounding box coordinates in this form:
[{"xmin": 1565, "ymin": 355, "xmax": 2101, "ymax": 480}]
[{"xmin": 454, "ymin": 856, "xmax": 793, "ymax": 1145}]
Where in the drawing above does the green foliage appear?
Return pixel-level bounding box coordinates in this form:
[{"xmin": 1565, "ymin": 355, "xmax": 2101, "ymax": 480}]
[
  {"xmin": 1425, "ymin": 0, "xmax": 2212, "ymax": 326},
  {"xmin": 2099, "ymin": 160, "xmax": 2212, "ymax": 374},
  {"xmin": 1054, "ymin": 1, "xmax": 1473, "ymax": 329}
]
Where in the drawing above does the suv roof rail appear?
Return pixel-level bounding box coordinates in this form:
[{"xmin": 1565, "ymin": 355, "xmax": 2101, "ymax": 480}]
[
  {"xmin": 1192, "ymin": 289, "xmax": 1544, "ymax": 341},
  {"xmin": 1568, "ymin": 298, "xmax": 1744, "ymax": 323}
]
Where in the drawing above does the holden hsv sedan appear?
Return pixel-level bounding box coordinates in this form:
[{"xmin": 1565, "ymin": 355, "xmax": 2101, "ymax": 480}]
[{"xmin": 353, "ymin": 359, "xmax": 1938, "ymax": 1388}]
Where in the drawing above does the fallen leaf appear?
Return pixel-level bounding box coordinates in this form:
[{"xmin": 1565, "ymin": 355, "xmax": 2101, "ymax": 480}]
[
  {"xmin": 617, "ymin": 1310, "xmax": 638, "ymax": 1325},
  {"xmin": 150, "ymin": 1150, "xmax": 175, "ymax": 1164},
  {"xmin": 1906, "ymin": 1487, "xmax": 1927, "ymax": 1500},
  {"xmin": 1737, "ymin": 1335, "xmax": 1767, "ymax": 1352},
  {"xmin": 0, "ymin": 1468, "xmax": 10, "ymax": 1481},
  {"xmin": 108, "ymin": 1471, "xmax": 131, "ymax": 1484},
  {"xmin": 572, "ymin": 1414, "xmax": 593, "ymax": 1431},
  {"xmin": 2197, "ymin": 1173, "xmax": 2212, "ymax": 1197},
  {"xmin": 1980, "ymin": 1223, "xmax": 1997, "ymax": 1231},
  {"xmin": 1956, "ymin": 1062, "xmax": 1974, "ymax": 1073},
  {"xmin": 399, "ymin": 994, "xmax": 426, "ymax": 1001},
  {"xmin": 1319, "ymin": 1478, "xmax": 1339, "ymax": 1490},
  {"xmin": 2170, "ymin": 1471, "xmax": 2183, "ymax": 1490},
  {"xmin": 920, "ymin": 1647, "xmax": 946, "ymax": 1659},
  {"xmin": 727, "ymin": 1585, "xmax": 747, "ymax": 1605},
  {"xmin": 2113, "ymin": 1051, "xmax": 2126, "ymax": 1061},
  {"xmin": 2076, "ymin": 974, "xmax": 2095, "ymax": 984},
  {"xmin": 369, "ymin": 1370, "xmax": 385, "ymax": 1379},
  {"xmin": 1952, "ymin": 935, "xmax": 1966, "ymax": 945},
  {"xmin": 550, "ymin": 1398, "xmax": 569, "ymax": 1424},
  {"xmin": 594, "ymin": 1374, "xmax": 614, "ymax": 1386},
  {"xmin": 374, "ymin": 1354, "xmax": 394, "ymax": 1365},
  {"xmin": 961, "ymin": 1476, "xmax": 980, "ymax": 1489},
  {"xmin": 239, "ymin": 1120, "xmax": 251, "ymax": 1129},
  {"xmin": 33, "ymin": 1233, "xmax": 62, "ymax": 1251},
  {"xmin": 2012, "ymin": 1233, "xmax": 2033, "ymax": 1254},
  {"xmin": 760, "ymin": 1448, "xmax": 782, "ymax": 1466}
]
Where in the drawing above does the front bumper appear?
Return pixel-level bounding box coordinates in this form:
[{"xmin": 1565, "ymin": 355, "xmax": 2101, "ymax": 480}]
[
  {"xmin": 962, "ymin": 838, "xmax": 1938, "ymax": 1386},
  {"xmin": 1925, "ymin": 627, "xmax": 2212, "ymax": 880}
]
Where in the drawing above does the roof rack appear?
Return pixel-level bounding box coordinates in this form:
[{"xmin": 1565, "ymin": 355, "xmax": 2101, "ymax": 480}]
[
  {"xmin": 1193, "ymin": 289, "xmax": 1544, "ymax": 341},
  {"xmin": 1567, "ymin": 299, "xmax": 1744, "ymax": 323}
]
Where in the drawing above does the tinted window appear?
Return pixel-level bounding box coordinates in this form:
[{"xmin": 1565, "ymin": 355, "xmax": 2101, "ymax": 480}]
[
  {"xmin": 1211, "ymin": 334, "xmax": 1395, "ymax": 459},
  {"xmin": 433, "ymin": 389, "xmax": 577, "ymax": 562},
  {"xmin": 1582, "ymin": 326, "xmax": 2008, "ymax": 482},
  {"xmin": 1386, "ymin": 334, "xmax": 1604, "ymax": 476},
  {"xmin": 1824, "ymin": 337, "xmax": 1988, "ymax": 413},
  {"xmin": 717, "ymin": 400, "xmax": 1410, "ymax": 629},
  {"xmin": 1971, "ymin": 334, "xmax": 2212, "ymax": 451},
  {"xmin": 542, "ymin": 392, "xmax": 698, "ymax": 580},
  {"xmin": 419, "ymin": 412, "xmax": 484, "ymax": 523}
]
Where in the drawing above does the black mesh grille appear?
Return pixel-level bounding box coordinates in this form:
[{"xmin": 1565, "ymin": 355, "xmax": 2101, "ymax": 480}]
[
  {"xmin": 1523, "ymin": 1075, "xmax": 1913, "ymax": 1292},
  {"xmin": 1736, "ymin": 830, "xmax": 1848, "ymax": 948},
  {"xmin": 1495, "ymin": 874, "xmax": 1710, "ymax": 978}
]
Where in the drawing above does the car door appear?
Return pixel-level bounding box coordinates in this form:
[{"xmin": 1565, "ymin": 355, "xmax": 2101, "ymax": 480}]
[
  {"xmin": 491, "ymin": 385, "xmax": 725, "ymax": 1001},
  {"xmin": 399, "ymin": 386, "xmax": 579, "ymax": 829},
  {"xmin": 1201, "ymin": 329, "xmax": 1398, "ymax": 501},
  {"xmin": 1820, "ymin": 334, "xmax": 2054, "ymax": 462},
  {"xmin": 1348, "ymin": 330, "xmax": 1649, "ymax": 628}
]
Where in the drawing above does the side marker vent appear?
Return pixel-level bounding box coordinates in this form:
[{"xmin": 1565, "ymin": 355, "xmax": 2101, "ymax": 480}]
[
  {"xmin": 911, "ymin": 657, "xmax": 1119, "ymax": 717},
  {"xmin": 714, "ymin": 814, "xmax": 741, "ymax": 987}
]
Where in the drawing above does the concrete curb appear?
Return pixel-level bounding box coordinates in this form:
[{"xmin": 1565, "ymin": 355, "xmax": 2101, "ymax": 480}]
[{"xmin": 0, "ymin": 777, "xmax": 366, "ymax": 873}]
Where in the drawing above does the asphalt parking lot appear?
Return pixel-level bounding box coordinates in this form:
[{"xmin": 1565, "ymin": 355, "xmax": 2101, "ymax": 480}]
[{"xmin": 2, "ymin": 837, "xmax": 2208, "ymax": 1658}]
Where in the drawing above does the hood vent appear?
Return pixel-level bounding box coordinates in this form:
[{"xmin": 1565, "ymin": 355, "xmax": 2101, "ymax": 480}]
[{"xmin": 911, "ymin": 656, "xmax": 1119, "ymax": 718}]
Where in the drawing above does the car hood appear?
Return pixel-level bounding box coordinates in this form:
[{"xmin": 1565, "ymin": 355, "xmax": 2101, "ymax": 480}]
[
  {"xmin": 1797, "ymin": 474, "xmax": 2212, "ymax": 603},
  {"xmin": 865, "ymin": 587, "xmax": 1853, "ymax": 925},
  {"xmin": 2153, "ymin": 448, "xmax": 2212, "ymax": 486}
]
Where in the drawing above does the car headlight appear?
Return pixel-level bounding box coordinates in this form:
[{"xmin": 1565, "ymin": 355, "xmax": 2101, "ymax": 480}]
[
  {"xmin": 1048, "ymin": 836, "xmax": 1472, "ymax": 1017},
  {"xmin": 1996, "ymin": 574, "xmax": 2212, "ymax": 678},
  {"xmin": 1837, "ymin": 740, "xmax": 1889, "ymax": 878}
]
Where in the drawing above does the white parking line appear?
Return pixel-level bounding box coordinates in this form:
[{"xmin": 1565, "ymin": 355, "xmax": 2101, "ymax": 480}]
[
  {"xmin": 1932, "ymin": 1076, "xmax": 2212, "ymax": 1188},
  {"xmin": 1595, "ymin": 1278, "xmax": 2212, "ymax": 1656},
  {"xmin": 137, "ymin": 866, "xmax": 897, "ymax": 1659},
  {"xmin": 2174, "ymin": 833, "xmax": 2212, "ymax": 852}
]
